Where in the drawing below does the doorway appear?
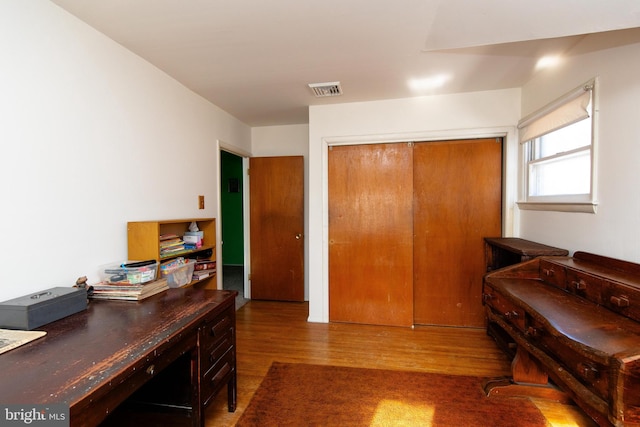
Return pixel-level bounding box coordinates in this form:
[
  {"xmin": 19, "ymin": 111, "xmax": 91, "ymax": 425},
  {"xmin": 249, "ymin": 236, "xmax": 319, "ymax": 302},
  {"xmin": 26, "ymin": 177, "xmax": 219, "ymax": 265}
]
[{"xmin": 220, "ymin": 150, "xmax": 248, "ymax": 307}]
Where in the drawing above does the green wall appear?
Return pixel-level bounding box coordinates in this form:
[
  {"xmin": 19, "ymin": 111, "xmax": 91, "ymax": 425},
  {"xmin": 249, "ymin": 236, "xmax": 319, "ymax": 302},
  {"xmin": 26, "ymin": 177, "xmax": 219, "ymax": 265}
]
[{"xmin": 220, "ymin": 150, "xmax": 244, "ymax": 265}]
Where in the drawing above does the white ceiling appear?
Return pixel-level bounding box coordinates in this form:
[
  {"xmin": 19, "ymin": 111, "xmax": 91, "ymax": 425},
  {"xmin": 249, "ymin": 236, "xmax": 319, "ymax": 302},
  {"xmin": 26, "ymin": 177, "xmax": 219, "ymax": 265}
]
[{"xmin": 50, "ymin": 0, "xmax": 640, "ymax": 127}]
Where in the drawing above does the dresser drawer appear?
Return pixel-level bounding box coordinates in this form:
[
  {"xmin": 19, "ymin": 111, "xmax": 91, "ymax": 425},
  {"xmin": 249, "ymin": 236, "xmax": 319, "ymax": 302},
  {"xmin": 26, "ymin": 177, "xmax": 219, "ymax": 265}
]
[
  {"xmin": 533, "ymin": 324, "xmax": 610, "ymax": 402},
  {"xmin": 564, "ymin": 268, "xmax": 604, "ymax": 304},
  {"xmin": 202, "ymin": 347, "xmax": 235, "ymax": 407},
  {"xmin": 539, "ymin": 259, "xmax": 567, "ymax": 290},
  {"xmin": 483, "ymin": 285, "xmax": 525, "ymax": 332},
  {"xmin": 601, "ymin": 281, "xmax": 640, "ymax": 321}
]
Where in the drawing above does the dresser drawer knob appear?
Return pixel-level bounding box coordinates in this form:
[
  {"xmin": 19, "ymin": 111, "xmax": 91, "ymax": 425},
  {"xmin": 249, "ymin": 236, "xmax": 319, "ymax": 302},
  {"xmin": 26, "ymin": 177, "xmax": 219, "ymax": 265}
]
[
  {"xmin": 610, "ymin": 295, "xmax": 630, "ymax": 307},
  {"xmin": 572, "ymin": 280, "xmax": 587, "ymax": 290},
  {"xmin": 146, "ymin": 364, "xmax": 155, "ymax": 376},
  {"xmin": 526, "ymin": 327, "xmax": 539, "ymax": 337},
  {"xmin": 542, "ymin": 268, "xmax": 554, "ymax": 277},
  {"xmin": 504, "ymin": 311, "xmax": 519, "ymax": 319},
  {"xmin": 483, "ymin": 293, "xmax": 493, "ymax": 302},
  {"xmin": 578, "ymin": 363, "xmax": 599, "ymax": 380}
]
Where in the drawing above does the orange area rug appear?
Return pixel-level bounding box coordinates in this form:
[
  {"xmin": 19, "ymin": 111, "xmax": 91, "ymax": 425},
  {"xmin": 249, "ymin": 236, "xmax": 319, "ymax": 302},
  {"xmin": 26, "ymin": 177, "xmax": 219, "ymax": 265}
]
[{"xmin": 237, "ymin": 362, "xmax": 549, "ymax": 426}]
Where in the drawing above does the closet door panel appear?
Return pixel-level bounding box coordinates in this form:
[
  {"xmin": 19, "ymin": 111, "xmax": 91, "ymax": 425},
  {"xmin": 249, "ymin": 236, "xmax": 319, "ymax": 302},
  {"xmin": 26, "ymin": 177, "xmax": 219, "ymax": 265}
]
[
  {"xmin": 413, "ymin": 139, "xmax": 502, "ymax": 327},
  {"xmin": 328, "ymin": 143, "xmax": 414, "ymax": 327}
]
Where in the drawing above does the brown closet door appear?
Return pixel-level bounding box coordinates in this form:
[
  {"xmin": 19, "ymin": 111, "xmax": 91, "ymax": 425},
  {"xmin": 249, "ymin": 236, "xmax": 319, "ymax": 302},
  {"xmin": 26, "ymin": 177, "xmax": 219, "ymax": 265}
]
[
  {"xmin": 328, "ymin": 143, "xmax": 414, "ymax": 326},
  {"xmin": 413, "ymin": 139, "xmax": 502, "ymax": 327}
]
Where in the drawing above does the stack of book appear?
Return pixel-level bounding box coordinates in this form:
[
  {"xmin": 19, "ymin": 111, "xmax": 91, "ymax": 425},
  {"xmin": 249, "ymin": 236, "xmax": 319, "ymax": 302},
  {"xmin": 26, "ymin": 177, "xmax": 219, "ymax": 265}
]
[
  {"xmin": 160, "ymin": 234, "xmax": 185, "ymax": 257},
  {"xmin": 192, "ymin": 259, "xmax": 216, "ymax": 281},
  {"xmin": 89, "ymin": 278, "xmax": 169, "ymax": 301}
]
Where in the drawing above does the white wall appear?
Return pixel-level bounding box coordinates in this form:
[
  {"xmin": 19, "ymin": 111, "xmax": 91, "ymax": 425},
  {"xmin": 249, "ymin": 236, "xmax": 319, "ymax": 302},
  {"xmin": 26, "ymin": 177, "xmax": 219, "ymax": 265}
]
[
  {"xmin": 252, "ymin": 124, "xmax": 309, "ymax": 157},
  {"xmin": 519, "ymin": 33, "xmax": 640, "ymax": 262},
  {"xmin": 0, "ymin": 1, "xmax": 251, "ymax": 301},
  {"xmin": 307, "ymin": 89, "xmax": 521, "ymax": 322}
]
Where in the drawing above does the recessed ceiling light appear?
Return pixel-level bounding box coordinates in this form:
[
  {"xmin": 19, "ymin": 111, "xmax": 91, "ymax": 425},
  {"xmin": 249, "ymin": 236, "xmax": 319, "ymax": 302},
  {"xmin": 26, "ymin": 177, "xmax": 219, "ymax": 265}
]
[
  {"xmin": 308, "ymin": 82, "xmax": 343, "ymax": 97},
  {"xmin": 536, "ymin": 55, "xmax": 561, "ymax": 69},
  {"xmin": 408, "ymin": 74, "xmax": 450, "ymax": 91}
]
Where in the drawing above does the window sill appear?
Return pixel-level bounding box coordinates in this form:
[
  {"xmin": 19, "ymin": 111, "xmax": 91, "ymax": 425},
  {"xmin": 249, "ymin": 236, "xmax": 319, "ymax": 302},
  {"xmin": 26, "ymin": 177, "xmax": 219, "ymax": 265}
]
[{"xmin": 517, "ymin": 201, "xmax": 598, "ymax": 214}]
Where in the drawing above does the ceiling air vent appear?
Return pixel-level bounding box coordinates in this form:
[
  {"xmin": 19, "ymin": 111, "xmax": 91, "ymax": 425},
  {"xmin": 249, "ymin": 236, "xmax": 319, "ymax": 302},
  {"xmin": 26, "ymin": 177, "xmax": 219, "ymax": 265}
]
[{"xmin": 308, "ymin": 81, "xmax": 343, "ymax": 97}]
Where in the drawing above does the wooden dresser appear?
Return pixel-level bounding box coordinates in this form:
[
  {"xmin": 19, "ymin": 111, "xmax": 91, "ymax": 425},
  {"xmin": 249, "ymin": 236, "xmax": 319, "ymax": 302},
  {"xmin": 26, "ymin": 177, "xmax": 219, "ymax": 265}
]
[
  {"xmin": 483, "ymin": 237, "xmax": 569, "ymax": 357},
  {"xmin": 483, "ymin": 252, "xmax": 640, "ymax": 426},
  {"xmin": 0, "ymin": 287, "xmax": 237, "ymax": 427}
]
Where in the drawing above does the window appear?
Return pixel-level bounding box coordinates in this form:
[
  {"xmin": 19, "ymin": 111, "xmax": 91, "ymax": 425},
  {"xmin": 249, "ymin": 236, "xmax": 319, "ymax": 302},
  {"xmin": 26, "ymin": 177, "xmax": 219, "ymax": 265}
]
[{"xmin": 518, "ymin": 78, "xmax": 598, "ymax": 213}]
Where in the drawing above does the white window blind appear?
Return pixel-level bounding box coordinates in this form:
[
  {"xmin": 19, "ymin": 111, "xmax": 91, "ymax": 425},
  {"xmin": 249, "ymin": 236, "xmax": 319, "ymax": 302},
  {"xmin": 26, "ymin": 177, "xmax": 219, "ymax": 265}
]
[
  {"xmin": 517, "ymin": 78, "xmax": 598, "ymax": 213},
  {"xmin": 518, "ymin": 83, "xmax": 593, "ymax": 144}
]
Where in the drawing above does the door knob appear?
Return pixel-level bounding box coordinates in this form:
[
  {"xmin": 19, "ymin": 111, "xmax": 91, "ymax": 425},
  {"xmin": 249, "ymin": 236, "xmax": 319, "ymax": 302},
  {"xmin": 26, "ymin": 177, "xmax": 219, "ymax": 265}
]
[{"xmin": 295, "ymin": 233, "xmax": 303, "ymax": 240}]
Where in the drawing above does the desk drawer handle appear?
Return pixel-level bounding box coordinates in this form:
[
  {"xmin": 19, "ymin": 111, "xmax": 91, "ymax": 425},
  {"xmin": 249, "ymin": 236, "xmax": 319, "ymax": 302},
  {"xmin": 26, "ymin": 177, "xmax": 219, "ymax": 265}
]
[
  {"xmin": 146, "ymin": 364, "xmax": 155, "ymax": 376},
  {"xmin": 210, "ymin": 363, "xmax": 232, "ymax": 387},
  {"xmin": 209, "ymin": 317, "xmax": 231, "ymax": 337},
  {"xmin": 542, "ymin": 268, "xmax": 554, "ymax": 277},
  {"xmin": 572, "ymin": 280, "xmax": 587, "ymax": 290},
  {"xmin": 610, "ymin": 295, "xmax": 630, "ymax": 307}
]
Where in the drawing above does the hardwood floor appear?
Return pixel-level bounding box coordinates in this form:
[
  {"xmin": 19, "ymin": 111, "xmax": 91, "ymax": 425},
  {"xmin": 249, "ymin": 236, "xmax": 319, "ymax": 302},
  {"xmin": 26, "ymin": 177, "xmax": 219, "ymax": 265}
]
[{"xmin": 206, "ymin": 301, "xmax": 597, "ymax": 426}]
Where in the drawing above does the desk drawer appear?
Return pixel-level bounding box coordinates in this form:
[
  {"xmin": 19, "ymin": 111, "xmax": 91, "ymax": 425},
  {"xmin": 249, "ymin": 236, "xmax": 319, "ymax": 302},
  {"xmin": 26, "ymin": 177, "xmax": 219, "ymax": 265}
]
[
  {"xmin": 198, "ymin": 304, "xmax": 236, "ymax": 410},
  {"xmin": 202, "ymin": 347, "xmax": 235, "ymax": 407},
  {"xmin": 483, "ymin": 285, "xmax": 525, "ymax": 332},
  {"xmin": 203, "ymin": 333, "xmax": 233, "ymax": 374},
  {"xmin": 200, "ymin": 310, "xmax": 234, "ymax": 371},
  {"xmin": 201, "ymin": 311, "xmax": 233, "ymax": 349}
]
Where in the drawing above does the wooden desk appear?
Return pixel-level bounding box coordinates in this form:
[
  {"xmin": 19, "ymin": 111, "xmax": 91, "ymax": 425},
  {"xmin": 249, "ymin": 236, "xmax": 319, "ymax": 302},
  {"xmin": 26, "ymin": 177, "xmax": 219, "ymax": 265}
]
[{"xmin": 0, "ymin": 287, "xmax": 237, "ymax": 427}]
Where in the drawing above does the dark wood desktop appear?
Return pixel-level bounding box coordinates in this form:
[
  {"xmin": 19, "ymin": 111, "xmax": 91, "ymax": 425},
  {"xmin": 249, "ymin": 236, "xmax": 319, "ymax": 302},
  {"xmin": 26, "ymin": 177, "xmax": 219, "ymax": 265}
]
[{"xmin": 0, "ymin": 287, "xmax": 237, "ymax": 427}]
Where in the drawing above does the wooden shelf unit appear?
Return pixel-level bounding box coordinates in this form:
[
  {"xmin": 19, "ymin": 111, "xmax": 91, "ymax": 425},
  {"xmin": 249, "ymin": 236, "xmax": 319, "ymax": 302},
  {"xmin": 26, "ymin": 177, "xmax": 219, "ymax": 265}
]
[{"xmin": 127, "ymin": 218, "xmax": 217, "ymax": 288}]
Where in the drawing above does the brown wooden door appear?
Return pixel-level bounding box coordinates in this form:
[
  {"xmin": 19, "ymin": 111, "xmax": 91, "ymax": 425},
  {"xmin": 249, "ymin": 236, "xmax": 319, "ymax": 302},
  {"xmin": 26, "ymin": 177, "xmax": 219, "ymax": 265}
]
[
  {"xmin": 249, "ymin": 156, "xmax": 304, "ymax": 301},
  {"xmin": 328, "ymin": 143, "xmax": 414, "ymax": 327},
  {"xmin": 413, "ymin": 138, "xmax": 502, "ymax": 327}
]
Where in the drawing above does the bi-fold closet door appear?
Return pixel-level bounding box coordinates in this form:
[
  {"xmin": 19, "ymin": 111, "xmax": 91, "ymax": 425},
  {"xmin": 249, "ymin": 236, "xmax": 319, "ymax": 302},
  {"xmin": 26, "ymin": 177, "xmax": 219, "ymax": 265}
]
[{"xmin": 328, "ymin": 139, "xmax": 502, "ymax": 327}]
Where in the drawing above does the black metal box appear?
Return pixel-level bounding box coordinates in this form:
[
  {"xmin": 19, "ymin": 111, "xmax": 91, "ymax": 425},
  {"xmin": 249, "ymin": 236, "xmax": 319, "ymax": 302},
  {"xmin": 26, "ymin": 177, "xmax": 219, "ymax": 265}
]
[{"xmin": 0, "ymin": 287, "xmax": 87, "ymax": 330}]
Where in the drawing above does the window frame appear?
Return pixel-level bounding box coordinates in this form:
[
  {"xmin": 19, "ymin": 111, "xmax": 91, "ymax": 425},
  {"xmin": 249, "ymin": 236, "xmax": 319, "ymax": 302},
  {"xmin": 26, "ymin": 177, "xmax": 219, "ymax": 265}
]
[{"xmin": 517, "ymin": 78, "xmax": 599, "ymax": 213}]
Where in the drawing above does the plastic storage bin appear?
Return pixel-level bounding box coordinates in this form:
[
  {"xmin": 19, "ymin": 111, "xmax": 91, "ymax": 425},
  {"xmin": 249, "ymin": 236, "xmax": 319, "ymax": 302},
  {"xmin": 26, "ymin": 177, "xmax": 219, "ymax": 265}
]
[
  {"xmin": 161, "ymin": 259, "xmax": 195, "ymax": 288},
  {"xmin": 100, "ymin": 261, "xmax": 158, "ymax": 285}
]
